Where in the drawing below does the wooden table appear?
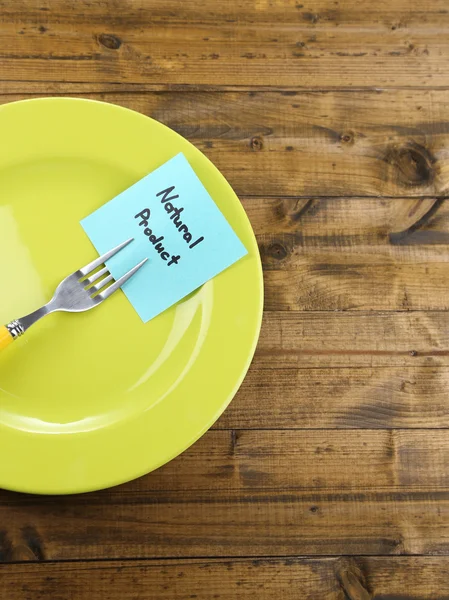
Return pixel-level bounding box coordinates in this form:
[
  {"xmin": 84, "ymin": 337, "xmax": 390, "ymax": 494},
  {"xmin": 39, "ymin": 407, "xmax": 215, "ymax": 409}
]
[{"xmin": 1, "ymin": 1, "xmax": 449, "ymax": 598}]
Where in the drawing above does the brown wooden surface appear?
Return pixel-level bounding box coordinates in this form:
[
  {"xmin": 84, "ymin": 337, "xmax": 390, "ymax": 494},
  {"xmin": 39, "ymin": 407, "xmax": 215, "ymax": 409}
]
[
  {"xmin": 3, "ymin": 557, "xmax": 449, "ymax": 600},
  {"xmin": 1, "ymin": 0, "xmax": 449, "ymax": 88},
  {"xmin": 2, "ymin": 91, "xmax": 449, "ymax": 197},
  {"xmin": 3, "ymin": 558, "xmax": 449, "ymax": 600},
  {"xmin": 2, "ymin": 0, "xmax": 449, "ymax": 599}
]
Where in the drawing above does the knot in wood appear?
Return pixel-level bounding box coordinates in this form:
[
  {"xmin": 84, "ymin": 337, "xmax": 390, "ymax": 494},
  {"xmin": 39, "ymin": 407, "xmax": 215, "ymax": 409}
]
[
  {"xmin": 267, "ymin": 242, "xmax": 288, "ymax": 260},
  {"xmin": 336, "ymin": 558, "xmax": 370, "ymax": 600},
  {"xmin": 98, "ymin": 33, "xmax": 122, "ymax": 50},
  {"xmin": 250, "ymin": 136, "xmax": 264, "ymax": 151},
  {"xmin": 386, "ymin": 142, "xmax": 435, "ymax": 187},
  {"xmin": 340, "ymin": 131, "xmax": 354, "ymax": 145}
]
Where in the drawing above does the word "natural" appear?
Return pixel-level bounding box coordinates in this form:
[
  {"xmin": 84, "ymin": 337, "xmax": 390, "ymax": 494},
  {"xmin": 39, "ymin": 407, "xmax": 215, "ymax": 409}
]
[
  {"xmin": 156, "ymin": 186, "xmax": 204, "ymax": 249},
  {"xmin": 134, "ymin": 185, "xmax": 206, "ymax": 266}
]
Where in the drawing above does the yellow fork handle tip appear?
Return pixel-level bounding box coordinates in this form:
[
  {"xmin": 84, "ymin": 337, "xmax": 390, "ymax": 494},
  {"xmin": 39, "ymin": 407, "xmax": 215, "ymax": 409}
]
[{"xmin": 0, "ymin": 325, "xmax": 14, "ymax": 351}]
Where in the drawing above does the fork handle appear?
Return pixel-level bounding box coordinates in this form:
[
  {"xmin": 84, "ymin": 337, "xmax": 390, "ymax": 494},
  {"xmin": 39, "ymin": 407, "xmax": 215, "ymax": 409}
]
[
  {"xmin": 0, "ymin": 321, "xmax": 24, "ymax": 351},
  {"xmin": 0, "ymin": 325, "xmax": 14, "ymax": 350}
]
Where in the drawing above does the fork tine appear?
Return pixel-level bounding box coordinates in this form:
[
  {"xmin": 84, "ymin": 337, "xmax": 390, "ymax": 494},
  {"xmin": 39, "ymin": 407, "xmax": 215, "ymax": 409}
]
[
  {"xmin": 84, "ymin": 266, "xmax": 109, "ymax": 286},
  {"xmin": 96, "ymin": 258, "xmax": 148, "ymax": 302},
  {"xmin": 89, "ymin": 273, "xmax": 114, "ymax": 295},
  {"xmin": 79, "ymin": 238, "xmax": 134, "ymax": 277}
]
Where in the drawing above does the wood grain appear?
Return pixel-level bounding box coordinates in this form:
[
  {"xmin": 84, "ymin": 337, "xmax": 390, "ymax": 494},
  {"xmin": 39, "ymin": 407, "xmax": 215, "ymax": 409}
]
[
  {"xmin": 246, "ymin": 196, "xmax": 449, "ymax": 311},
  {"xmin": 221, "ymin": 363, "xmax": 449, "ymax": 429},
  {"xmin": 0, "ymin": 0, "xmax": 448, "ymax": 88},
  {"xmin": 2, "ymin": 90, "xmax": 449, "ymax": 197},
  {"xmin": 258, "ymin": 311, "xmax": 449, "ymax": 367},
  {"xmin": 0, "ymin": 430, "xmax": 449, "ymax": 560},
  {"xmin": 2, "ymin": 556, "xmax": 449, "ymax": 600},
  {"xmin": 72, "ymin": 429, "xmax": 449, "ymax": 493},
  {"xmin": 251, "ymin": 198, "xmax": 449, "ymax": 267},
  {"xmin": 264, "ymin": 265, "xmax": 449, "ymax": 311},
  {"xmin": 1, "ymin": 489, "xmax": 447, "ymax": 558}
]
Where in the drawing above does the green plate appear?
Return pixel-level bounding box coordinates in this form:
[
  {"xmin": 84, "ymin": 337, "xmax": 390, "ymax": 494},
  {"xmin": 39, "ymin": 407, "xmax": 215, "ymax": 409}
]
[{"xmin": 0, "ymin": 98, "xmax": 263, "ymax": 494}]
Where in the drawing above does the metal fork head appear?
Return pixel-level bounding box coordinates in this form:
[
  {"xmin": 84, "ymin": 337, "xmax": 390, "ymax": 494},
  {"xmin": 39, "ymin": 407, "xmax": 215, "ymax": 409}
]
[
  {"xmin": 17, "ymin": 239, "xmax": 147, "ymax": 333},
  {"xmin": 50, "ymin": 239, "xmax": 147, "ymax": 313}
]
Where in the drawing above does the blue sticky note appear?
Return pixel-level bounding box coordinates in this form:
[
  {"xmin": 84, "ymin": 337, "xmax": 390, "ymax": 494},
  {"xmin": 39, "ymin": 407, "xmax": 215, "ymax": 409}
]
[{"xmin": 81, "ymin": 153, "xmax": 248, "ymax": 322}]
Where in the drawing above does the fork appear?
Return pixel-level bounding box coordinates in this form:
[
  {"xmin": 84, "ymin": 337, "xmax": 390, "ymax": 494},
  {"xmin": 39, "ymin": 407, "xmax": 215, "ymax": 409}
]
[{"xmin": 0, "ymin": 238, "xmax": 147, "ymax": 351}]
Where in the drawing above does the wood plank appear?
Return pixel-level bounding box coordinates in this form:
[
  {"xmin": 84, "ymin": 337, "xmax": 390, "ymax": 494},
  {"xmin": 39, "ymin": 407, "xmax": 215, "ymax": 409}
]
[
  {"xmin": 82, "ymin": 429, "xmax": 449, "ymax": 493},
  {"xmin": 221, "ymin": 363, "xmax": 449, "ymax": 429},
  {"xmin": 1, "ymin": 430, "xmax": 449, "ymax": 560},
  {"xmin": 0, "ymin": 0, "xmax": 448, "ymax": 87},
  {"xmin": 2, "ymin": 556, "xmax": 449, "ymax": 599},
  {"xmin": 0, "ymin": 492, "xmax": 447, "ymax": 559},
  {"xmin": 264, "ymin": 265, "xmax": 449, "ymax": 311},
  {"xmin": 251, "ymin": 195, "xmax": 449, "ymax": 312},
  {"xmin": 250, "ymin": 198, "xmax": 449, "ymax": 264},
  {"xmin": 3, "ymin": 0, "xmax": 449, "ymax": 25},
  {"xmin": 0, "ymin": 558, "xmax": 344, "ymax": 600},
  {"xmin": 258, "ymin": 311, "xmax": 449, "ymax": 367},
  {"xmin": 246, "ymin": 197, "xmax": 449, "ymax": 311},
  {"xmin": 2, "ymin": 90, "xmax": 449, "ymax": 197}
]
